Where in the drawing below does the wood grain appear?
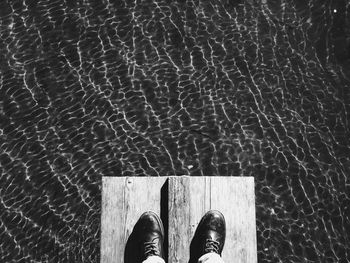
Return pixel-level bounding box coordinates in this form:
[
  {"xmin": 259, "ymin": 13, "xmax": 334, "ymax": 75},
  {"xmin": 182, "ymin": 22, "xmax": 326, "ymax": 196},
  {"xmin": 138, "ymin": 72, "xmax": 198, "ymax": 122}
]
[
  {"xmin": 168, "ymin": 176, "xmax": 257, "ymax": 263},
  {"xmin": 101, "ymin": 176, "xmax": 256, "ymax": 263},
  {"xmin": 101, "ymin": 177, "xmax": 168, "ymax": 263}
]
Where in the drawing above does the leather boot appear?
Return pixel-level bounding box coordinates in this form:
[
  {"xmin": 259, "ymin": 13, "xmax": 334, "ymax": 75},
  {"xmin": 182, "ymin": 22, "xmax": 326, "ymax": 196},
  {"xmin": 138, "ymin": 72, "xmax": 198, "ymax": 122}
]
[
  {"xmin": 197, "ymin": 210, "xmax": 226, "ymax": 257},
  {"xmin": 137, "ymin": 211, "xmax": 165, "ymax": 261}
]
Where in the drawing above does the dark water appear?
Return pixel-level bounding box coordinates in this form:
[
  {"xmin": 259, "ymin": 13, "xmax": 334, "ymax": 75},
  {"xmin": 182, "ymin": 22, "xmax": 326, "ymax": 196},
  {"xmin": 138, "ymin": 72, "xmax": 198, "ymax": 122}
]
[{"xmin": 0, "ymin": 0, "xmax": 349, "ymax": 262}]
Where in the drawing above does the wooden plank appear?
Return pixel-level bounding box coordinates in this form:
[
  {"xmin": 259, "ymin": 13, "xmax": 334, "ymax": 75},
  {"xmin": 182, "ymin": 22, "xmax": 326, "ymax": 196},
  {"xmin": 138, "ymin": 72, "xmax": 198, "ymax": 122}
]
[
  {"xmin": 168, "ymin": 176, "xmax": 257, "ymax": 263},
  {"xmin": 101, "ymin": 177, "xmax": 168, "ymax": 263}
]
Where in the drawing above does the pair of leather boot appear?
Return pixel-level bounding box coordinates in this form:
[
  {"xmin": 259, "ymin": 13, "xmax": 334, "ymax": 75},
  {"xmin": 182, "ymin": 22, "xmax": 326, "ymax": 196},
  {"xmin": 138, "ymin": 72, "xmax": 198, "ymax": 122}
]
[{"xmin": 136, "ymin": 210, "xmax": 226, "ymax": 262}]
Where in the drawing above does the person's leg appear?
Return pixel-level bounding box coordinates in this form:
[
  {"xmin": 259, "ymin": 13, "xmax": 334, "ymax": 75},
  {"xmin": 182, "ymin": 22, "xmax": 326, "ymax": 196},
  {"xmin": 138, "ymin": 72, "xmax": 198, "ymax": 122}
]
[
  {"xmin": 198, "ymin": 252, "xmax": 224, "ymax": 263},
  {"xmin": 136, "ymin": 211, "xmax": 165, "ymax": 263},
  {"xmin": 142, "ymin": 255, "xmax": 165, "ymax": 263},
  {"xmin": 195, "ymin": 210, "xmax": 226, "ymax": 263}
]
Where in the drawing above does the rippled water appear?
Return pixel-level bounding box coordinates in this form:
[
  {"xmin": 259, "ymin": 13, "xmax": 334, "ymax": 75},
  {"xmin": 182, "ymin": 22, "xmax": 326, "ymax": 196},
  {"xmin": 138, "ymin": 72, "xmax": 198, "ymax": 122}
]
[{"xmin": 0, "ymin": 0, "xmax": 349, "ymax": 262}]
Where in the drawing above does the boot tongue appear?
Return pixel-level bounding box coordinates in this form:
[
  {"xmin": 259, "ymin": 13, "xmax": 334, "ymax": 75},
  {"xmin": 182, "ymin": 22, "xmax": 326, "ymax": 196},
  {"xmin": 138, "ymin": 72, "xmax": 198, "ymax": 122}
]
[
  {"xmin": 204, "ymin": 238, "xmax": 220, "ymax": 254},
  {"xmin": 144, "ymin": 237, "xmax": 162, "ymax": 258}
]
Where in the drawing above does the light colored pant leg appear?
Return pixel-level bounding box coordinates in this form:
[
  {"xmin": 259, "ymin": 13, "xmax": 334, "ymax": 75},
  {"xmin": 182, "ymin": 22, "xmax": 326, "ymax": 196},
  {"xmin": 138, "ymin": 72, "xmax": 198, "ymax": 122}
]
[
  {"xmin": 198, "ymin": 252, "xmax": 225, "ymax": 263},
  {"xmin": 142, "ymin": 255, "xmax": 166, "ymax": 263}
]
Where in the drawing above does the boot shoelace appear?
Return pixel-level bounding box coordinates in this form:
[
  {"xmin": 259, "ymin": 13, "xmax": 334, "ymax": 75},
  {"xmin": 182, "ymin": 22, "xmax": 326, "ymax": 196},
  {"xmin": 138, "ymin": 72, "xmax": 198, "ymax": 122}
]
[
  {"xmin": 205, "ymin": 239, "xmax": 220, "ymax": 254},
  {"xmin": 144, "ymin": 238, "xmax": 160, "ymax": 257}
]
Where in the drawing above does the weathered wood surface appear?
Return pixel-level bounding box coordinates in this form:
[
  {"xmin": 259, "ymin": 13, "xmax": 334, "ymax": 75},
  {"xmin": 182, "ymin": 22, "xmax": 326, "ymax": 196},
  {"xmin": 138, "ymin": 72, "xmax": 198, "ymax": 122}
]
[
  {"xmin": 101, "ymin": 177, "xmax": 168, "ymax": 263},
  {"xmin": 168, "ymin": 176, "xmax": 257, "ymax": 263},
  {"xmin": 101, "ymin": 176, "xmax": 257, "ymax": 263}
]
